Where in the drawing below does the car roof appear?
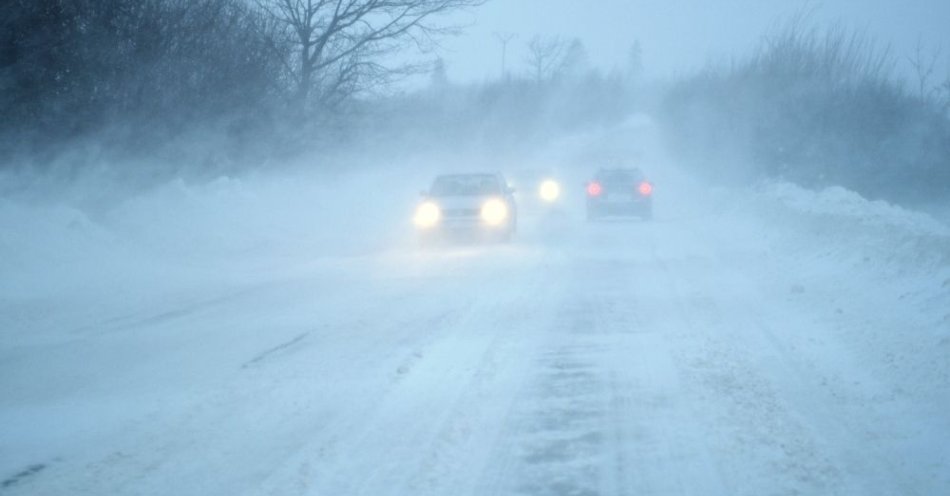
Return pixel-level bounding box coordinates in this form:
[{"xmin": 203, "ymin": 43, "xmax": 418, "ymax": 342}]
[
  {"xmin": 596, "ymin": 167, "xmax": 644, "ymax": 178},
  {"xmin": 596, "ymin": 167, "xmax": 643, "ymax": 175}
]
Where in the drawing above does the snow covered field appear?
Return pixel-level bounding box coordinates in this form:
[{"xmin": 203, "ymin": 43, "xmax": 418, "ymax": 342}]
[{"xmin": 1, "ymin": 141, "xmax": 949, "ymax": 495}]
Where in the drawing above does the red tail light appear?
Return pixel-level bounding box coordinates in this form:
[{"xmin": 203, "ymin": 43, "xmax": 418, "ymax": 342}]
[
  {"xmin": 587, "ymin": 182, "xmax": 603, "ymax": 197},
  {"xmin": 638, "ymin": 182, "xmax": 653, "ymax": 196}
]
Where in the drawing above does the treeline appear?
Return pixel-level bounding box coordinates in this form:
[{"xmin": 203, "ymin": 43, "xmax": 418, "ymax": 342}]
[
  {"xmin": 0, "ymin": 0, "xmax": 287, "ymax": 166},
  {"xmin": 1, "ymin": 0, "xmax": 642, "ymax": 174},
  {"xmin": 0, "ymin": 0, "xmax": 484, "ymax": 171},
  {"xmin": 349, "ymin": 37, "xmax": 645, "ymax": 163},
  {"xmin": 660, "ymin": 19, "xmax": 950, "ymax": 204},
  {"xmin": 362, "ymin": 55, "xmax": 642, "ymax": 159}
]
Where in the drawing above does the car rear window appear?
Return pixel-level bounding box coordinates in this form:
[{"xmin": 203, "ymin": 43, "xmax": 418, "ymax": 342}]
[{"xmin": 597, "ymin": 169, "xmax": 643, "ymax": 184}]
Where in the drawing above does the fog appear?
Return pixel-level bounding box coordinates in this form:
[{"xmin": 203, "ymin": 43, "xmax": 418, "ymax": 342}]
[
  {"xmin": 443, "ymin": 0, "xmax": 950, "ymax": 80},
  {"xmin": 1, "ymin": 1, "xmax": 949, "ymax": 495}
]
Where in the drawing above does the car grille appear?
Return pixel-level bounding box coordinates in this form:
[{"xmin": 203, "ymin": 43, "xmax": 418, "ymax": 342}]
[{"xmin": 444, "ymin": 208, "xmax": 480, "ymax": 218}]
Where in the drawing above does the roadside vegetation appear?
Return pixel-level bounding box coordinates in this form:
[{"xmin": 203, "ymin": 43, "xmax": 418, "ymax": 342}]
[
  {"xmin": 660, "ymin": 17, "xmax": 950, "ymax": 204},
  {"xmin": 1, "ymin": 1, "xmax": 642, "ymax": 179},
  {"xmin": 3, "ymin": 4, "xmax": 948, "ymax": 207},
  {"xmin": 0, "ymin": 0, "xmax": 485, "ymax": 175}
]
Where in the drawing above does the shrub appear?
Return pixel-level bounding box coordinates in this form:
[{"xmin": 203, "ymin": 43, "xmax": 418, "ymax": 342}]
[{"xmin": 660, "ymin": 19, "xmax": 950, "ymax": 203}]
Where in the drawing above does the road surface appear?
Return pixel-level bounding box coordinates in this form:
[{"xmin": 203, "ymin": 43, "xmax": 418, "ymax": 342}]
[{"xmin": 1, "ymin": 175, "xmax": 948, "ymax": 495}]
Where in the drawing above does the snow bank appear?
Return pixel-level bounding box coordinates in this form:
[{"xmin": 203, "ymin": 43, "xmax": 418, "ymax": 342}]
[
  {"xmin": 743, "ymin": 180, "xmax": 950, "ymax": 411},
  {"xmin": 1, "ymin": 167, "xmax": 418, "ymax": 277},
  {"xmin": 0, "ymin": 166, "xmax": 428, "ymax": 350},
  {"xmin": 0, "ymin": 201, "xmax": 135, "ymax": 295},
  {"xmin": 753, "ymin": 181, "xmax": 950, "ymax": 272},
  {"xmin": 762, "ymin": 181, "xmax": 949, "ymax": 237},
  {"xmin": 747, "ymin": 180, "xmax": 950, "ymax": 329}
]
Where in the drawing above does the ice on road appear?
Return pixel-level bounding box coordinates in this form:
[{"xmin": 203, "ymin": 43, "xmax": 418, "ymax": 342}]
[{"xmin": 1, "ymin": 172, "xmax": 948, "ymax": 495}]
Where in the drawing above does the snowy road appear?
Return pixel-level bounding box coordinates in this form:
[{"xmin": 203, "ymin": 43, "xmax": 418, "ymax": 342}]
[{"xmin": 2, "ymin": 177, "xmax": 949, "ymax": 495}]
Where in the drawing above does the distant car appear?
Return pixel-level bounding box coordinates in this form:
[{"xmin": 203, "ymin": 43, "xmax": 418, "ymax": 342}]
[
  {"xmin": 509, "ymin": 170, "xmax": 565, "ymax": 213},
  {"xmin": 413, "ymin": 173, "xmax": 517, "ymax": 242},
  {"xmin": 585, "ymin": 168, "xmax": 653, "ymax": 220}
]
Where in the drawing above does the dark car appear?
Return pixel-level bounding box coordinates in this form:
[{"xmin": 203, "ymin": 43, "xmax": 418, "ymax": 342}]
[
  {"xmin": 585, "ymin": 168, "xmax": 653, "ymax": 220},
  {"xmin": 413, "ymin": 173, "xmax": 518, "ymax": 242}
]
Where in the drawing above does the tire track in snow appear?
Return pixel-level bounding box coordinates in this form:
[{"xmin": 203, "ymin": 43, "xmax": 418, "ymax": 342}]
[
  {"xmin": 476, "ymin": 234, "xmax": 729, "ymax": 496},
  {"xmin": 240, "ymin": 332, "xmax": 310, "ymax": 370},
  {"xmin": 251, "ymin": 248, "xmax": 564, "ymax": 496},
  {"xmin": 19, "ymin": 261, "xmax": 487, "ymax": 496}
]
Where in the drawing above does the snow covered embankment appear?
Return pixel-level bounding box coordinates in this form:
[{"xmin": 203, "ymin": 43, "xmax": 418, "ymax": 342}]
[
  {"xmin": 0, "ymin": 169, "xmax": 418, "ymax": 350},
  {"xmin": 747, "ymin": 181, "xmax": 950, "ymax": 411}
]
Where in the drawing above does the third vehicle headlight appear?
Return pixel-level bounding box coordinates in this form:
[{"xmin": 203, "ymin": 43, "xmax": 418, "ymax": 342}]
[
  {"xmin": 413, "ymin": 201, "xmax": 441, "ymax": 228},
  {"xmin": 539, "ymin": 179, "xmax": 561, "ymax": 203},
  {"xmin": 480, "ymin": 198, "xmax": 509, "ymax": 226}
]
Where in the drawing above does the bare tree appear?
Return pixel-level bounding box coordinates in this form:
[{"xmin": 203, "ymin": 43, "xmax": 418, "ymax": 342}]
[
  {"xmin": 493, "ymin": 31, "xmax": 516, "ymax": 81},
  {"xmin": 258, "ymin": 0, "xmax": 484, "ymax": 110},
  {"xmin": 626, "ymin": 41, "xmax": 643, "ymax": 82},
  {"xmin": 941, "ymin": 66, "xmax": 950, "ymax": 115},
  {"xmin": 559, "ymin": 38, "xmax": 589, "ymax": 81},
  {"xmin": 907, "ymin": 40, "xmax": 940, "ymax": 101},
  {"xmin": 525, "ymin": 35, "xmax": 567, "ymax": 85},
  {"xmin": 943, "ymin": 64, "xmax": 950, "ymax": 105},
  {"xmin": 429, "ymin": 56, "xmax": 448, "ymax": 91}
]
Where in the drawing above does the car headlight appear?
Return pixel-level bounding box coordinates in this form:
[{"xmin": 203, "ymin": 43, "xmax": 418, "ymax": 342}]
[
  {"xmin": 480, "ymin": 198, "xmax": 509, "ymax": 226},
  {"xmin": 539, "ymin": 179, "xmax": 561, "ymax": 203},
  {"xmin": 413, "ymin": 201, "xmax": 441, "ymax": 228}
]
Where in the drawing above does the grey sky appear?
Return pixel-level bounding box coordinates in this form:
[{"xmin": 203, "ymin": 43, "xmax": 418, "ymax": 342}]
[{"xmin": 437, "ymin": 0, "xmax": 950, "ymax": 82}]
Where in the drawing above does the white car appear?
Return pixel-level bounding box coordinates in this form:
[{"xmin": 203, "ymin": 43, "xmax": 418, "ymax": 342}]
[{"xmin": 414, "ymin": 173, "xmax": 518, "ymax": 243}]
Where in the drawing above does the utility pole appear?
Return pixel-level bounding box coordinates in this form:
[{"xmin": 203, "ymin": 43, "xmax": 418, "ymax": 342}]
[{"xmin": 494, "ymin": 32, "xmax": 517, "ymax": 81}]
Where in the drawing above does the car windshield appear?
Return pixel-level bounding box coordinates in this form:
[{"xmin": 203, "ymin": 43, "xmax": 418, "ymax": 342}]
[{"xmin": 430, "ymin": 175, "xmax": 502, "ymax": 196}]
